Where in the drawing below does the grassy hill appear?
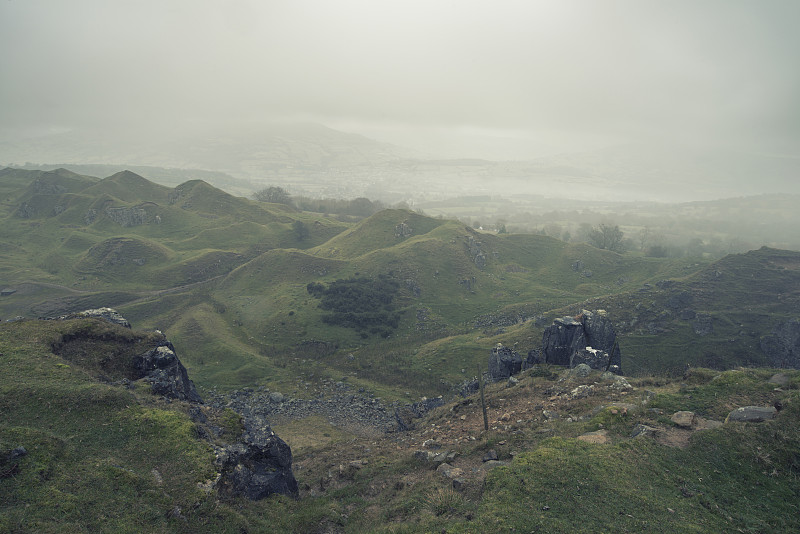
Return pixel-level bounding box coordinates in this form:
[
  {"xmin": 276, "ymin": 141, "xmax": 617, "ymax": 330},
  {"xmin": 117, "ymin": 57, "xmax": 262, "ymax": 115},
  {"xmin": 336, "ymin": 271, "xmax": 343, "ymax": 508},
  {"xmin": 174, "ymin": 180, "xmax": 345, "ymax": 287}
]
[{"xmin": 2, "ymin": 166, "xmax": 800, "ymax": 402}]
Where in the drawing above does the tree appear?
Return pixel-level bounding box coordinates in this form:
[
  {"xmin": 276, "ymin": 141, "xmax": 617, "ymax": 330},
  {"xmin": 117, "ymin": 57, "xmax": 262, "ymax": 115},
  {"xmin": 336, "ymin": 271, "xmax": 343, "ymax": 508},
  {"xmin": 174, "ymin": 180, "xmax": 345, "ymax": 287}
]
[
  {"xmin": 252, "ymin": 186, "xmax": 291, "ymax": 205},
  {"xmin": 292, "ymin": 220, "xmax": 309, "ymax": 241},
  {"xmin": 588, "ymin": 223, "xmax": 625, "ymax": 252}
]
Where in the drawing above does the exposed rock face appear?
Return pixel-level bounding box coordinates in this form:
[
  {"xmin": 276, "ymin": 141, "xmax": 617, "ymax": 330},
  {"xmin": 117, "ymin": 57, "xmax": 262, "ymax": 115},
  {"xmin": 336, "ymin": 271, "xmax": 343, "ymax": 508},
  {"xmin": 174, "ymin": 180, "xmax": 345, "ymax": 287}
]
[
  {"xmin": 105, "ymin": 206, "xmax": 147, "ymax": 227},
  {"xmin": 215, "ymin": 415, "xmax": 298, "ymax": 500},
  {"xmin": 487, "ymin": 344, "xmax": 523, "ymax": 380},
  {"xmin": 760, "ymin": 319, "xmax": 800, "ymax": 368},
  {"xmin": 541, "ymin": 310, "xmax": 621, "ymax": 372},
  {"xmin": 134, "ymin": 343, "xmax": 203, "ymax": 403}
]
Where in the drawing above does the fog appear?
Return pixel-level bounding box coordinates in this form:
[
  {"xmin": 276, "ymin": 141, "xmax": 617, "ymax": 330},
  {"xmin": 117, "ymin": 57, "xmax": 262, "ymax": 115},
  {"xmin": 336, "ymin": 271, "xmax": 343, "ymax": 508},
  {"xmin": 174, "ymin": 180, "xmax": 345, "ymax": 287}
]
[{"xmin": 1, "ymin": 1, "xmax": 798, "ymax": 176}]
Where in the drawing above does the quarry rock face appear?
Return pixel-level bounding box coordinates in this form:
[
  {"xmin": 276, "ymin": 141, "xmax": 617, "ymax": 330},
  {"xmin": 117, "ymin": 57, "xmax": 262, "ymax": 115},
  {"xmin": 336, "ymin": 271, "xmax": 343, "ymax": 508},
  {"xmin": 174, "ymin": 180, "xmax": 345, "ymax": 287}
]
[
  {"xmin": 215, "ymin": 415, "xmax": 298, "ymax": 500},
  {"xmin": 541, "ymin": 310, "xmax": 621, "ymax": 373},
  {"xmin": 760, "ymin": 318, "xmax": 800, "ymax": 368}
]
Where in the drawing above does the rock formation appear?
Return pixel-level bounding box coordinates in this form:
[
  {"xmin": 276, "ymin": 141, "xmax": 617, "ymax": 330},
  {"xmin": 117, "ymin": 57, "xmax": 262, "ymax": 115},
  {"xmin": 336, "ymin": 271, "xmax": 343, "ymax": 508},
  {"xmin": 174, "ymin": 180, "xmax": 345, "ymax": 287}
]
[
  {"xmin": 215, "ymin": 414, "xmax": 299, "ymax": 500},
  {"xmin": 134, "ymin": 342, "xmax": 203, "ymax": 403},
  {"xmin": 487, "ymin": 343, "xmax": 523, "ymax": 380},
  {"xmin": 541, "ymin": 310, "xmax": 621, "ymax": 373}
]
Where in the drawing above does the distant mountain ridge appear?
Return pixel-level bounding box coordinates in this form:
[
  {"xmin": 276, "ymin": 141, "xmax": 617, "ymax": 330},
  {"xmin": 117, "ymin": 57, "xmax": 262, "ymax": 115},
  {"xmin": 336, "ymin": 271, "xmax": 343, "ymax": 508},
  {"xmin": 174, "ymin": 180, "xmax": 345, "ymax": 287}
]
[{"xmin": 3, "ymin": 123, "xmax": 797, "ymax": 203}]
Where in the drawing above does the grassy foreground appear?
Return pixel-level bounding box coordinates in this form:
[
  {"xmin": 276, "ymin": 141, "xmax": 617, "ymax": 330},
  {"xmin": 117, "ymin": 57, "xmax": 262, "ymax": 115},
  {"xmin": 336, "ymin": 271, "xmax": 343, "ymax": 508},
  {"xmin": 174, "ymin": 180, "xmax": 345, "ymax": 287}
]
[{"xmin": 2, "ymin": 317, "xmax": 799, "ymax": 533}]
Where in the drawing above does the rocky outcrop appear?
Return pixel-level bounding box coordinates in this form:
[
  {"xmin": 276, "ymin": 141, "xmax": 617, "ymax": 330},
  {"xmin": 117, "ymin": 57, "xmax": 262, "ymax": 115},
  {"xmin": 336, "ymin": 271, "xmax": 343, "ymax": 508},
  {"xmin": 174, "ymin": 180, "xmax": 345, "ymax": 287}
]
[
  {"xmin": 760, "ymin": 319, "xmax": 800, "ymax": 368},
  {"xmin": 68, "ymin": 307, "xmax": 132, "ymax": 328},
  {"xmin": 487, "ymin": 344, "xmax": 523, "ymax": 380},
  {"xmin": 134, "ymin": 342, "xmax": 203, "ymax": 403},
  {"xmin": 541, "ymin": 310, "xmax": 621, "ymax": 373},
  {"xmin": 215, "ymin": 415, "xmax": 299, "ymax": 500}
]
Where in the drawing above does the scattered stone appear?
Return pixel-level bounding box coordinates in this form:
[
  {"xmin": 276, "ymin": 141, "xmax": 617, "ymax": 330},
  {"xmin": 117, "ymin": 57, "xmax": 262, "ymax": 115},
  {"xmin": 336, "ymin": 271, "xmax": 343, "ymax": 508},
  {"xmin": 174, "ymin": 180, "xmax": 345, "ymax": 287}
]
[
  {"xmin": 570, "ymin": 384, "xmax": 594, "ymax": 399},
  {"xmin": 671, "ymin": 411, "xmax": 696, "ymax": 428},
  {"xmin": 482, "ymin": 449, "xmax": 498, "ymax": 462},
  {"xmin": 542, "ymin": 410, "xmax": 560, "ymax": 420},
  {"xmin": 725, "ymin": 406, "xmax": 777, "ymax": 423},
  {"xmin": 631, "ymin": 424, "xmax": 658, "ymax": 439},
  {"xmin": 269, "ymin": 392, "xmax": 285, "ymax": 404},
  {"xmin": 609, "ymin": 376, "xmax": 633, "ymax": 391},
  {"xmin": 436, "ymin": 462, "xmax": 465, "ymax": 482},
  {"xmin": 507, "ymin": 376, "xmax": 519, "ymax": 387}
]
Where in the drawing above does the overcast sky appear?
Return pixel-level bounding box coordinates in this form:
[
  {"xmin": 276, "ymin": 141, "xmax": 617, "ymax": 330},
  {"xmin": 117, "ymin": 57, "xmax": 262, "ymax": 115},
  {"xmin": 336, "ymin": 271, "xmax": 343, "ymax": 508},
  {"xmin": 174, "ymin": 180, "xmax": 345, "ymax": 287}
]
[{"xmin": 1, "ymin": 0, "xmax": 798, "ymax": 159}]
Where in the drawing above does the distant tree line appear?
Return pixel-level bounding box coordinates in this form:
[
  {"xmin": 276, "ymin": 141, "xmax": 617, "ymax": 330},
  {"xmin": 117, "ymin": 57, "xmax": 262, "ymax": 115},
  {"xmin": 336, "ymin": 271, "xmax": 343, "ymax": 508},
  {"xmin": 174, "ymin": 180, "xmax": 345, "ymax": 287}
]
[{"xmin": 252, "ymin": 185, "xmax": 387, "ymax": 218}]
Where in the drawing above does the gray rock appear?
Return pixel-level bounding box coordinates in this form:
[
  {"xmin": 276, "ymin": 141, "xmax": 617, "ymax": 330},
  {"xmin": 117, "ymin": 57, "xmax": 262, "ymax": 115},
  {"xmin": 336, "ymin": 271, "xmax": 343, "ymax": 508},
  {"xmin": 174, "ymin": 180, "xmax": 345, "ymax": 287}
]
[
  {"xmin": 541, "ymin": 310, "xmax": 621, "ymax": 372},
  {"xmin": 768, "ymin": 373, "xmax": 790, "ymax": 387},
  {"xmin": 725, "ymin": 406, "xmax": 777, "ymax": 423},
  {"xmin": 436, "ymin": 462, "xmax": 465, "ymax": 481},
  {"xmin": 522, "ymin": 349, "xmax": 542, "ymax": 370},
  {"xmin": 215, "ymin": 415, "xmax": 298, "ymax": 500},
  {"xmin": 671, "ymin": 411, "xmax": 695, "ymax": 428},
  {"xmin": 571, "ymin": 349, "xmax": 609, "ymax": 372},
  {"xmin": 482, "ymin": 449, "xmax": 498, "ymax": 462},
  {"xmin": 269, "ymin": 392, "xmax": 285, "ymax": 403},
  {"xmin": 570, "ymin": 363, "xmax": 593, "ymax": 378},
  {"xmin": 488, "ymin": 344, "xmax": 523, "ymax": 380},
  {"xmin": 134, "ymin": 343, "xmax": 202, "ymax": 403}
]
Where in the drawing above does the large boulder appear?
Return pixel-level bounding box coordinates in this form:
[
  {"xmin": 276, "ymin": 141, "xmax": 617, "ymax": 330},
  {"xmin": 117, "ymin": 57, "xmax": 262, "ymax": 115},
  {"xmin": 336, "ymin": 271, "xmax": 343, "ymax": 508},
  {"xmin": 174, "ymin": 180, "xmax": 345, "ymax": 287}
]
[
  {"xmin": 725, "ymin": 406, "xmax": 777, "ymax": 423},
  {"xmin": 215, "ymin": 415, "xmax": 298, "ymax": 500},
  {"xmin": 541, "ymin": 310, "xmax": 621, "ymax": 372},
  {"xmin": 487, "ymin": 344, "xmax": 523, "ymax": 380},
  {"xmin": 134, "ymin": 342, "xmax": 203, "ymax": 403},
  {"xmin": 760, "ymin": 319, "xmax": 800, "ymax": 368}
]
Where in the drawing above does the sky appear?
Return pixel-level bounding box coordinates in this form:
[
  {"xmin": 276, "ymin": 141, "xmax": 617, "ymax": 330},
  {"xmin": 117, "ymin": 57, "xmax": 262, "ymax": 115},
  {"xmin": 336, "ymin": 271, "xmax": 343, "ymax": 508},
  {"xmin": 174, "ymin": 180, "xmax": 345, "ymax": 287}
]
[{"xmin": 1, "ymin": 0, "xmax": 799, "ymax": 159}]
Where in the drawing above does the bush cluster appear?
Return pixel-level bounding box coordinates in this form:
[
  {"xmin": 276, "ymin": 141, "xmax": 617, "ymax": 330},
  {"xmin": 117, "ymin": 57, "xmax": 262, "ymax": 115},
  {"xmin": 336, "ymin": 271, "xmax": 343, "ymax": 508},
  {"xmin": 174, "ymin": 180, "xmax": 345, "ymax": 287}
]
[{"xmin": 307, "ymin": 275, "xmax": 403, "ymax": 337}]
